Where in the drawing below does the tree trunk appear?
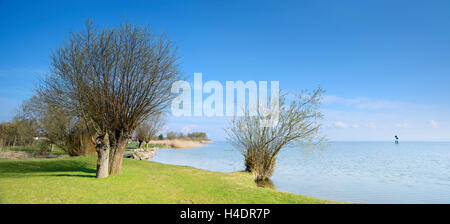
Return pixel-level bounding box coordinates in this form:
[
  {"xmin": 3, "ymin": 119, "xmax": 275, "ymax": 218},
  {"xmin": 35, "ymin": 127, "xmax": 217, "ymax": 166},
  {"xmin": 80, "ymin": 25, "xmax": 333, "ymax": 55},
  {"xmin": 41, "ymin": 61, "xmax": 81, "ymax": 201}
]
[
  {"xmin": 50, "ymin": 144, "xmax": 55, "ymax": 152},
  {"xmin": 108, "ymin": 136, "xmax": 129, "ymax": 175},
  {"xmin": 138, "ymin": 140, "xmax": 143, "ymax": 148},
  {"xmin": 244, "ymin": 157, "xmax": 254, "ymax": 172},
  {"xmin": 95, "ymin": 133, "xmax": 110, "ymax": 178},
  {"xmin": 79, "ymin": 133, "xmax": 84, "ymax": 154}
]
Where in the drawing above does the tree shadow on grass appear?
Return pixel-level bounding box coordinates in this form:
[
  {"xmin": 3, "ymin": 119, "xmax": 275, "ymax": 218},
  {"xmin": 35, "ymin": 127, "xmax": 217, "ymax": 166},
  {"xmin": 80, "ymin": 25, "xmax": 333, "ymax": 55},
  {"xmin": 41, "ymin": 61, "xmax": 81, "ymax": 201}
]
[
  {"xmin": 0, "ymin": 158, "xmax": 96, "ymax": 177},
  {"xmin": 39, "ymin": 174, "xmax": 96, "ymax": 178}
]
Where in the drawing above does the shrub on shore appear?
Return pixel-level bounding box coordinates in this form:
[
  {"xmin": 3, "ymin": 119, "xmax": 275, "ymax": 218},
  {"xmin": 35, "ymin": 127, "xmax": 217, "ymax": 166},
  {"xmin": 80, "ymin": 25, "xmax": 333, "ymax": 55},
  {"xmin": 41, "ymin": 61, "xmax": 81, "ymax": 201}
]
[{"xmin": 227, "ymin": 89, "xmax": 325, "ymax": 181}]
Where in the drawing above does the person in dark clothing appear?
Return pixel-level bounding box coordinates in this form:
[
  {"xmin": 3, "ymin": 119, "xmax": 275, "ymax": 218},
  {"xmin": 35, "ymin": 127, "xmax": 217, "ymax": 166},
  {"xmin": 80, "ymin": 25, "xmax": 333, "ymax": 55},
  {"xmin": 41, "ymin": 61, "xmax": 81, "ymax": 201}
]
[{"xmin": 395, "ymin": 135, "xmax": 399, "ymax": 144}]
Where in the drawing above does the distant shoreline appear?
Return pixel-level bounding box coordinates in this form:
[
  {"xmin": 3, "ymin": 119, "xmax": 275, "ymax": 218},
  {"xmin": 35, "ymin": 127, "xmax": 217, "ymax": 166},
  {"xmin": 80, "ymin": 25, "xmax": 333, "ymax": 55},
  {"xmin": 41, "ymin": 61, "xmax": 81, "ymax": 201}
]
[{"xmin": 148, "ymin": 139, "xmax": 213, "ymax": 149}]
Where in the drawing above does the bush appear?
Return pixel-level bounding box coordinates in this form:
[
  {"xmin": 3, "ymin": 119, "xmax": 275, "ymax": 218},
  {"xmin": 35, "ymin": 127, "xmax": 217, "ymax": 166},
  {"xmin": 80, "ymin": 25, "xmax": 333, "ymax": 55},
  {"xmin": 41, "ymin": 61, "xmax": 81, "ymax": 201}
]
[
  {"xmin": 186, "ymin": 132, "xmax": 208, "ymax": 140},
  {"xmin": 33, "ymin": 139, "xmax": 52, "ymax": 155},
  {"xmin": 163, "ymin": 132, "xmax": 208, "ymax": 141},
  {"xmin": 63, "ymin": 129, "xmax": 96, "ymax": 156},
  {"xmin": 227, "ymin": 88, "xmax": 325, "ymax": 181},
  {"xmin": 166, "ymin": 132, "xmax": 177, "ymax": 140}
]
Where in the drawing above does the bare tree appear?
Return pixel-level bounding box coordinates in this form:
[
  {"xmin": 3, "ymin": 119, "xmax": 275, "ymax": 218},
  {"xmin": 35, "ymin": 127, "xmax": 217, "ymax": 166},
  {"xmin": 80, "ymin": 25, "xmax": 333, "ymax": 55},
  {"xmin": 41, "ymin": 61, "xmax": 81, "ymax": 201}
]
[
  {"xmin": 226, "ymin": 88, "xmax": 325, "ymax": 181},
  {"xmin": 135, "ymin": 113, "xmax": 165, "ymax": 150},
  {"xmin": 20, "ymin": 94, "xmax": 96, "ymax": 156},
  {"xmin": 40, "ymin": 21, "xmax": 181, "ymax": 178},
  {"xmin": 0, "ymin": 118, "xmax": 36, "ymax": 148}
]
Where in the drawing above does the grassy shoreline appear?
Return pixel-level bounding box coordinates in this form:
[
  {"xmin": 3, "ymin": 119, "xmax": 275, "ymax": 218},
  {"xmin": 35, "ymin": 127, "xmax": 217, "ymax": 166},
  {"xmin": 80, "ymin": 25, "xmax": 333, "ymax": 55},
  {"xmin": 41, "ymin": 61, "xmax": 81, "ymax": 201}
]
[{"xmin": 0, "ymin": 156, "xmax": 336, "ymax": 204}]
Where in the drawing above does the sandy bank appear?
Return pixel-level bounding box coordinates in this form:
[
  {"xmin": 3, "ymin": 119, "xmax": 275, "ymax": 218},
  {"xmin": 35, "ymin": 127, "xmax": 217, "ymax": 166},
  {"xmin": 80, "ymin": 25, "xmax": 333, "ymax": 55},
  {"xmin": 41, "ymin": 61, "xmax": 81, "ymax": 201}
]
[{"xmin": 148, "ymin": 139, "xmax": 212, "ymax": 149}]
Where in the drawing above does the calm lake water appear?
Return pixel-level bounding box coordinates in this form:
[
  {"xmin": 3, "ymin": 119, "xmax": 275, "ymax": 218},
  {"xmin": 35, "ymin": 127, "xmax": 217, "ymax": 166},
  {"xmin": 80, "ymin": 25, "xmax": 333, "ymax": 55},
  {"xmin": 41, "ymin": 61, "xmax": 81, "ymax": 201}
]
[{"xmin": 151, "ymin": 141, "xmax": 450, "ymax": 203}]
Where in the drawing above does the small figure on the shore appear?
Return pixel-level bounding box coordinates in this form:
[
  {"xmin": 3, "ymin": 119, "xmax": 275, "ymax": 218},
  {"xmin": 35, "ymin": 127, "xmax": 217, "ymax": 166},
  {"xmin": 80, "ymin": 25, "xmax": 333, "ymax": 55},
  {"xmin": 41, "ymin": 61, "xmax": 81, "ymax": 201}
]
[{"xmin": 395, "ymin": 135, "xmax": 399, "ymax": 144}]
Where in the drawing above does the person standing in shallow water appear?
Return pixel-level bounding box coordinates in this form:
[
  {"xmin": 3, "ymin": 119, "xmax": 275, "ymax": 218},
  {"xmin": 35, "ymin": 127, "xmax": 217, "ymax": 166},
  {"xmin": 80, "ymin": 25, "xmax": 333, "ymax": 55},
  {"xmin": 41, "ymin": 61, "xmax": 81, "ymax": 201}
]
[{"xmin": 395, "ymin": 135, "xmax": 399, "ymax": 144}]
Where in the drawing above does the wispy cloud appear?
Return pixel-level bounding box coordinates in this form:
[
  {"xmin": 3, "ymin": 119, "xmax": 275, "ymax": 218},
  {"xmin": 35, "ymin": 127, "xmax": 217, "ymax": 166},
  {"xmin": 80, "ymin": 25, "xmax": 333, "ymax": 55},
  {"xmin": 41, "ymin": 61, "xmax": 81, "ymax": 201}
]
[
  {"xmin": 335, "ymin": 121, "xmax": 348, "ymax": 128},
  {"xmin": 430, "ymin": 120, "xmax": 438, "ymax": 128},
  {"xmin": 323, "ymin": 95, "xmax": 410, "ymax": 110}
]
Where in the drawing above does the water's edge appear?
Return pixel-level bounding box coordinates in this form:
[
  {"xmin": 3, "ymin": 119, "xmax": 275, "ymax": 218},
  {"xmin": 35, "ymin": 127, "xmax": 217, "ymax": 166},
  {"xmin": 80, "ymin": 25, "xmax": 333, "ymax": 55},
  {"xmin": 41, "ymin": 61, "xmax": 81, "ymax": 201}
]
[{"xmin": 151, "ymin": 141, "xmax": 450, "ymax": 203}]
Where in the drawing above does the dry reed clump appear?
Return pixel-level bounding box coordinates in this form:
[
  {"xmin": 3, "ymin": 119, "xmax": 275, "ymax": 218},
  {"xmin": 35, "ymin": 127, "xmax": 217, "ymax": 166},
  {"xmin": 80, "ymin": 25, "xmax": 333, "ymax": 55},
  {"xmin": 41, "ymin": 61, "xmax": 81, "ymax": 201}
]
[
  {"xmin": 148, "ymin": 139, "xmax": 206, "ymax": 149},
  {"xmin": 64, "ymin": 130, "xmax": 96, "ymax": 156}
]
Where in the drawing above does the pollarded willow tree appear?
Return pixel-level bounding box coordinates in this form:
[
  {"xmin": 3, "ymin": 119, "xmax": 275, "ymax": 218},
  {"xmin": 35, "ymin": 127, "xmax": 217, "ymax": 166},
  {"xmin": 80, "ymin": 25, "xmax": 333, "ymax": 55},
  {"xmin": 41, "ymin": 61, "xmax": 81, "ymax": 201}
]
[
  {"xmin": 226, "ymin": 88, "xmax": 325, "ymax": 181},
  {"xmin": 40, "ymin": 21, "xmax": 181, "ymax": 178}
]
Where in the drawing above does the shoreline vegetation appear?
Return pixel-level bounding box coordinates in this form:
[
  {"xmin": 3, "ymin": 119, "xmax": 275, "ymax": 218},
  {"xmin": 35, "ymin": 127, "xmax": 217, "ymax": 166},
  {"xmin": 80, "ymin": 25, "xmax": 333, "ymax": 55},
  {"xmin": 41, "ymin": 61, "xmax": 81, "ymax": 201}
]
[
  {"xmin": 0, "ymin": 138, "xmax": 212, "ymax": 160},
  {"xmin": 149, "ymin": 139, "xmax": 213, "ymax": 149},
  {"xmin": 126, "ymin": 139, "xmax": 213, "ymax": 151},
  {"xmin": 134, "ymin": 131, "xmax": 212, "ymax": 150},
  {"xmin": 0, "ymin": 156, "xmax": 337, "ymax": 204}
]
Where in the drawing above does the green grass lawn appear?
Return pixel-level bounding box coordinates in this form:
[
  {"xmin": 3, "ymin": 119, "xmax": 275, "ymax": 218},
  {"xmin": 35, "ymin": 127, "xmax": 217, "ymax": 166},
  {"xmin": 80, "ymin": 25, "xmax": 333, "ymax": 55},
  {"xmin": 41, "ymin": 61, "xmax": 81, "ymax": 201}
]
[
  {"xmin": 0, "ymin": 156, "xmax": 335, "ymax": 204},
  {"xmin": 2, "ymin": 141, "xmax": 162, "ymax": 156}
]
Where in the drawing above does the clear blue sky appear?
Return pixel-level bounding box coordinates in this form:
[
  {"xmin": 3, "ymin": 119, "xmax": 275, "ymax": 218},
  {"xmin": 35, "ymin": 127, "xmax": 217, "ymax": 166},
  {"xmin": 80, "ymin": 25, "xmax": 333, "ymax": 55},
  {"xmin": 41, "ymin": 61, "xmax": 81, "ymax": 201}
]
[{"xmin": 1, "ymin": 0, "xmax": 449, "ymax": 141}]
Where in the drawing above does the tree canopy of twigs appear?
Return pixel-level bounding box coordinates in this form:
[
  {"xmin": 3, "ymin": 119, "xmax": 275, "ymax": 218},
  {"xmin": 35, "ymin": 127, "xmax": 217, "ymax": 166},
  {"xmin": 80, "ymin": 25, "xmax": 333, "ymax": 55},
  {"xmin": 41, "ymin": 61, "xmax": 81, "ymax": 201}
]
[
  {"xmin": 135, "ymin": 113, "xmax": 165, "ymax": 150},
  {"xmin": 19, "ymin": 94, "xmax": 95, "ymax": 156},
  {"xmin": 39, "ymin": 21, "xmax": 181, "ymax": 178},
  {"xmin": 226, "ymin": 88, "xmax": 325, "ymax": 181}
]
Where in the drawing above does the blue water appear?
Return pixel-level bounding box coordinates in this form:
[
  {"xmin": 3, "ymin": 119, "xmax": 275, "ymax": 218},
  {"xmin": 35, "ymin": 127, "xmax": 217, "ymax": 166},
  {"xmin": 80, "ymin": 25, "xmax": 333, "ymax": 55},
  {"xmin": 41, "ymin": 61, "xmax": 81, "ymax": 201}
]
[{"xmin": 151, "ymin": 141, "xmax": 450, "ymax": 203}]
